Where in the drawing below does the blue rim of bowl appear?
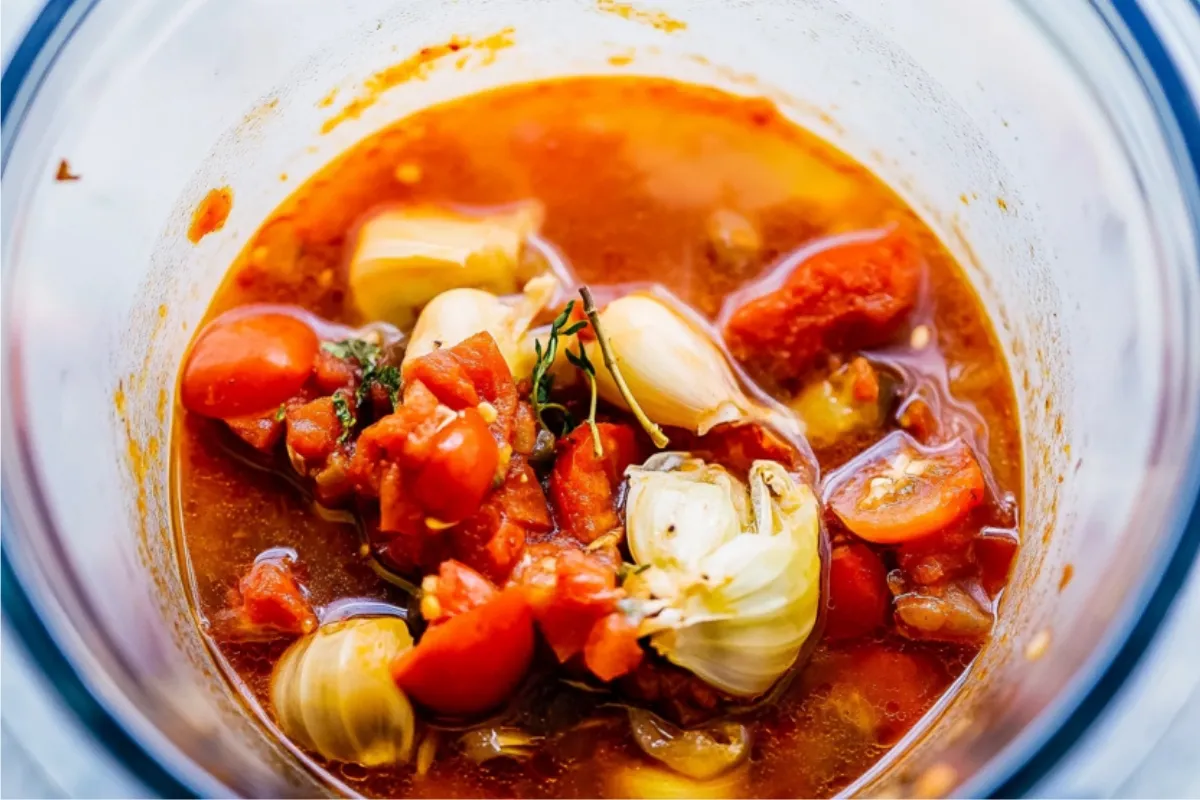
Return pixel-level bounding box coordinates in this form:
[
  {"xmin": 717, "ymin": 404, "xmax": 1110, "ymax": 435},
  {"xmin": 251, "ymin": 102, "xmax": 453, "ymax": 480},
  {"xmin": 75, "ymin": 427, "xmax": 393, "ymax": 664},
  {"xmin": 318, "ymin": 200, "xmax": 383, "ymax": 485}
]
[{"xmin": 2, "ymin": 1, "xmax": 1199, "ymax": 797}]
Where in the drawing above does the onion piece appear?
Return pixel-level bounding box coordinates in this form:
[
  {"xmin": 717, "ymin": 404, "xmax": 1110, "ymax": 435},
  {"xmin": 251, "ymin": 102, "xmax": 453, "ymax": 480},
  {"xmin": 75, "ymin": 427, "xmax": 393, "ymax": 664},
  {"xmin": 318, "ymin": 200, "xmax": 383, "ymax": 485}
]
[
  {"xmin": 628, "ymin": 709, "xmax": 750, "ymax": 780},
  {"xmin": 459, "ymin": 727, "xmax": 544, "ymax": 764}
]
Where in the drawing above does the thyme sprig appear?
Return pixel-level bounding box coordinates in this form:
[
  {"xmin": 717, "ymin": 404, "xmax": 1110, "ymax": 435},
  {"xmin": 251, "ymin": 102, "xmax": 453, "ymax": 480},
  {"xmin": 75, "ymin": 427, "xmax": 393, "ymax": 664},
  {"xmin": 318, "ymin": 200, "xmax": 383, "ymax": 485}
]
[
  {"xmin": 578, "ymin": 287, "xmax": 669, "ymax": 448},
  {"xmin": 530, "ymin": 302, "xmax": 603, "ymax": 455}
]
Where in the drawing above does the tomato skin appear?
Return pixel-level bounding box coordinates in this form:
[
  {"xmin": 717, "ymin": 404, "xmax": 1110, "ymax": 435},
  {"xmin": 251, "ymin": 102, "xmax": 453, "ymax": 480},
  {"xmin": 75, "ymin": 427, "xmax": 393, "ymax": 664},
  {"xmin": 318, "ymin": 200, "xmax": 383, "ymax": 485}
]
[
  {"xmin": 515, "ymin": 544, "xmax": 622, "ymax": 663},
  {"xmin": 825, "ymin": 543, "xmax": 889, "ymax": 640},
  {"xmin": 181, "ymin": 311, "xmax": 317, "ymax": 418},
  {"xmin": 452, "ymin": 456, "xmax": 552, "ymax": 582},
  {"xmin": 584, "ymin": 613, "xmax": 644, "ymax": 681},
  {"xmin": 827, "ymin": 432, "xmax": 985, "ymax": 544},
  {"xmin": 392, "ymin": 586, "xmax": 534, "ymax": 716},
  {"xmin": 422, "ymin": 560, "xmax": 498, "ymax": 623},
  {"xmin": 412, "ymin": 408, "xmax": 500, "ymax": 523},
  {"xmin": 235, "ymin": 560, "xmax": 317, "ymax": 637},
  {"xmin": 285, "ymin": 395, "xmax": 344, "ymax": 464},
  {"xmin": 224, "ymin": 408, "xmax": 285, "ymax": 452}
]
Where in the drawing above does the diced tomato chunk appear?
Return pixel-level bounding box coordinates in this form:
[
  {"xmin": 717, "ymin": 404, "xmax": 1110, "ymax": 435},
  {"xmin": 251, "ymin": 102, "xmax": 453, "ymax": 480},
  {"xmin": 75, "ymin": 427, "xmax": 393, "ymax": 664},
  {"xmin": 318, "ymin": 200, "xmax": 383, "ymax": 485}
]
[
  {"xmin": 975, "ymin": 529, "xmax": 1019, "ymax": 597},
  {"xmin": 286, "ymin": 395, "xmax": 346, "ymax": 464},
  {"xmin": 549, "ymin": 423, "xmax": 642, "ymax": 543},
  {"xmin": 367, "ymin": 499, "xmax": 450, "ymax": 575},
  {"xmin": 403, "ymin": 332, "xmax": 519, "ymax": 443},
  {"xmin": 229, "ymin": 560, "xmax": 317, "ymax": 638},
  {"xmin": 584, "ymin": 612, "xmax": 644, "ymax": 681},
  {"xmin": 513, "ymin": 400, "xmax": 539, "ymax": 456},
  {"xmin": 452, "ymin": 456, "xmax": 551, "ymax": 582},
  {"xmin": 825, "ymin": 543, "xmax": 889, "ymax": 640},
  {"xmin": 392, "ymin": 586, "xmax": 534, "ymax": 716},
  {"xmin": 895, "ymin": 523, "xmax": 976, "ymax": 586},
  {"xmin": 723, "ymin": 228, "xmax": 921, "ymax": 385},
  {"xmin": 313, "ymin": 348, "xmax": 358, "ymax": 394},
  {"xmin": 403, "ymin": 348, "xmax": 480, "ymax": 409},
  {"xmin": 513, "ymin": 543, "xmax": 624, "ymax": 665},
  {"xmin": 378, "ymin": 462, "xmax": 424, "ymax": 535},
  {"xmin": 421, "ymin": 560, "xmax": 498, "ymax": 623},
  {"xmin": 225, "ymin": 408, "xmax": 285, "ymax": 452}
]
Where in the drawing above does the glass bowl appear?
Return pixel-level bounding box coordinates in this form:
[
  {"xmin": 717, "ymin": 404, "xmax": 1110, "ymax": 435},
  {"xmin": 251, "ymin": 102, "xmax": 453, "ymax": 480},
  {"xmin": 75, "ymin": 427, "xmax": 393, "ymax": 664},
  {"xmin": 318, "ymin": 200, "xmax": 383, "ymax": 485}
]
[{"xmin": 4, "ymin": 0, "xmax": 1200, "ymax": 796}]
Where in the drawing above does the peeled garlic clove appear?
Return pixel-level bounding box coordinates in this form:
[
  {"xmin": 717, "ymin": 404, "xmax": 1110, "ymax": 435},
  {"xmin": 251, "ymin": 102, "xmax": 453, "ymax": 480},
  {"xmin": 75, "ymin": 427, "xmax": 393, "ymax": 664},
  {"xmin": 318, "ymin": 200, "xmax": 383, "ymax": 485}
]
[
  {"xmin": 403, "ymin": 274, "xmax": 558, "ymax": 377},
  {"xmin": 270, "ymin": 616, "xmax": 416, "ymax": 766},
  {"xmin": 625, "ymin": 455, "xmax": 822, "ymax": 697},
  {"xmin": 584, "ymin": 294, "xmax": 800, "ymax": 438},
  {"xmin": 349, "ymin": 203, "xmax": 543, "ymax": 328}
]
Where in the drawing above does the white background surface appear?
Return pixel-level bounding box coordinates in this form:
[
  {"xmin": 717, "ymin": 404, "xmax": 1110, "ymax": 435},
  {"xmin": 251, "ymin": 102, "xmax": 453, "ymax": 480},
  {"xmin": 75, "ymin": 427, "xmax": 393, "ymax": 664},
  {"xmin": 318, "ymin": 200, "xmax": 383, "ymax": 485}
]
[{"xmin": 2, "ymin": 1, "xmax": 1199, "ymax": 797}]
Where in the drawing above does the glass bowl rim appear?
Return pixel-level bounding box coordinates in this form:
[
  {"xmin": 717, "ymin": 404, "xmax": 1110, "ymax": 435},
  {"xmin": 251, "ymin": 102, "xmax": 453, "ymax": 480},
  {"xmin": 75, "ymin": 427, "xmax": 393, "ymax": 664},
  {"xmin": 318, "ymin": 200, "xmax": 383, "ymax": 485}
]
[{"xmin": 2, "ymin": 0, "xmax": 1200, "ymax": 796}]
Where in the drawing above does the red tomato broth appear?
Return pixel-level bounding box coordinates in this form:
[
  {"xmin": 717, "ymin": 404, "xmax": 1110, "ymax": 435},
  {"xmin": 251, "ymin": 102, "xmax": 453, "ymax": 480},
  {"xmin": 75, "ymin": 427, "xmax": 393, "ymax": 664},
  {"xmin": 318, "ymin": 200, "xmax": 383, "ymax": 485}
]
[{"xmin": 172, "ymin": 77, "xmax": 1021, "ymax": 798}]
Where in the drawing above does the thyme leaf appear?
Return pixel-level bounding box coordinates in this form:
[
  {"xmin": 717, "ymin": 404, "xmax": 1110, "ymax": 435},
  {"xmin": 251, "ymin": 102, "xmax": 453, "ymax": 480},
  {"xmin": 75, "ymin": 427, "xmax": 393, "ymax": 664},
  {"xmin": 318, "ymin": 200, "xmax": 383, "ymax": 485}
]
[
  {"xmin": 321, "ymin": 337, "xmax": 403, "ymax": 440},
  {"xmin": 530, "ymin": 299, "xmax": 604, "ymax": 457},
  {"xmin": 530, "ymin": 303, "xmax": 576, "ymax": 435},
  {"xmin": 321, "ymin": 338, "xmax": 381, "ymax": 365},
  {"xmin": 332, "ymin": 392, "xmax": 355, "ymax": 443}
]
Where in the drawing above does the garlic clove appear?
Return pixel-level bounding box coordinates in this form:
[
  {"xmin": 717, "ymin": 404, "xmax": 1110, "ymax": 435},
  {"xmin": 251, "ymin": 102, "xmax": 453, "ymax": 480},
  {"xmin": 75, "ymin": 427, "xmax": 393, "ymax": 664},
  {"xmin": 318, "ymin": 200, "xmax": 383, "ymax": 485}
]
[
  {"xmin": 349, "ymin": 203, "xmax": 543, "ymax": 328},
  {"xmin": 403, "ymin": 274, "xmax": 558, "ymax": 376},
  {"xmin": 583, "ymin": 294, "xmax": 803, "ymax": 440},
  {"xmin": 624, "ymin": 454, "xmax": 822, "ymax": 697}
]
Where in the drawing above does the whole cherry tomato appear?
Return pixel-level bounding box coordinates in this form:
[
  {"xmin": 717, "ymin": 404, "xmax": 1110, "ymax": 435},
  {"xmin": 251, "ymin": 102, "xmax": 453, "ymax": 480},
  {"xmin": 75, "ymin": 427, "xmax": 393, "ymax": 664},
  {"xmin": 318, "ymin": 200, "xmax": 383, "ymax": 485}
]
[{"xmin": 181, "ymin": 310, "xmax": 317, "ymax": 418}]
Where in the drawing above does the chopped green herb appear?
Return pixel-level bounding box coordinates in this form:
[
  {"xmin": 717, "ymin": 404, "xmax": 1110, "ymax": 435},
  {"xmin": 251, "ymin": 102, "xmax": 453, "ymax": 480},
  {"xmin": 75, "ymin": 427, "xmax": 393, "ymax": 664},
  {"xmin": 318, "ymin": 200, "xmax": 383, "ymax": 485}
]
[
  {"xmin": 321, "ymin": 337, "xmax": 403, "ymax": 436},
  {"xmin": 321, "ymin": 338, "xmax": 381, "ymax": 365},
  {"xmin": 332, "ymin": 392, "xmax": 355, "ymax": 443},
  {"xmin": 274, "ymin": 403, "xmax": 287, "ymax": 422},
  {"xmin": 367, "ymin": 364, "xmax": 402, "ymax": 410}
]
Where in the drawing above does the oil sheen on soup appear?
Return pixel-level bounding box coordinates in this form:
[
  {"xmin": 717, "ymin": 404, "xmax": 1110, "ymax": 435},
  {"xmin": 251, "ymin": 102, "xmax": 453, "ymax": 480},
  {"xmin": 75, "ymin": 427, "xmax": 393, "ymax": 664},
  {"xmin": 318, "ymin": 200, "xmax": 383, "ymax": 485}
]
[{"xmin": 173, "ymin": 77, "xmax": 1021, "ymax": 798}]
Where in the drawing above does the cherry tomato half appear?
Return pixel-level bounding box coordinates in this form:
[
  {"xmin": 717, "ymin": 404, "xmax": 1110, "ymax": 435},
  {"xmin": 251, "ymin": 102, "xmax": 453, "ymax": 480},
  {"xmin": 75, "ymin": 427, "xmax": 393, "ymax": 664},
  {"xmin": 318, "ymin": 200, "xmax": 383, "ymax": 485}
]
[
  {"xmin": 181, "ymin": 311, "xmax": 317, "ymax": 418},
  {"xmin": 827, "ymin": 432, "xmax": 985, "ymax": 544},
  {"xmin": 412, "ymin": 408, "xmax": 500, "ymax": 523},
  {"xmin": 392, "ymin": 586, "xmax": 534, "ymax": 716}
]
